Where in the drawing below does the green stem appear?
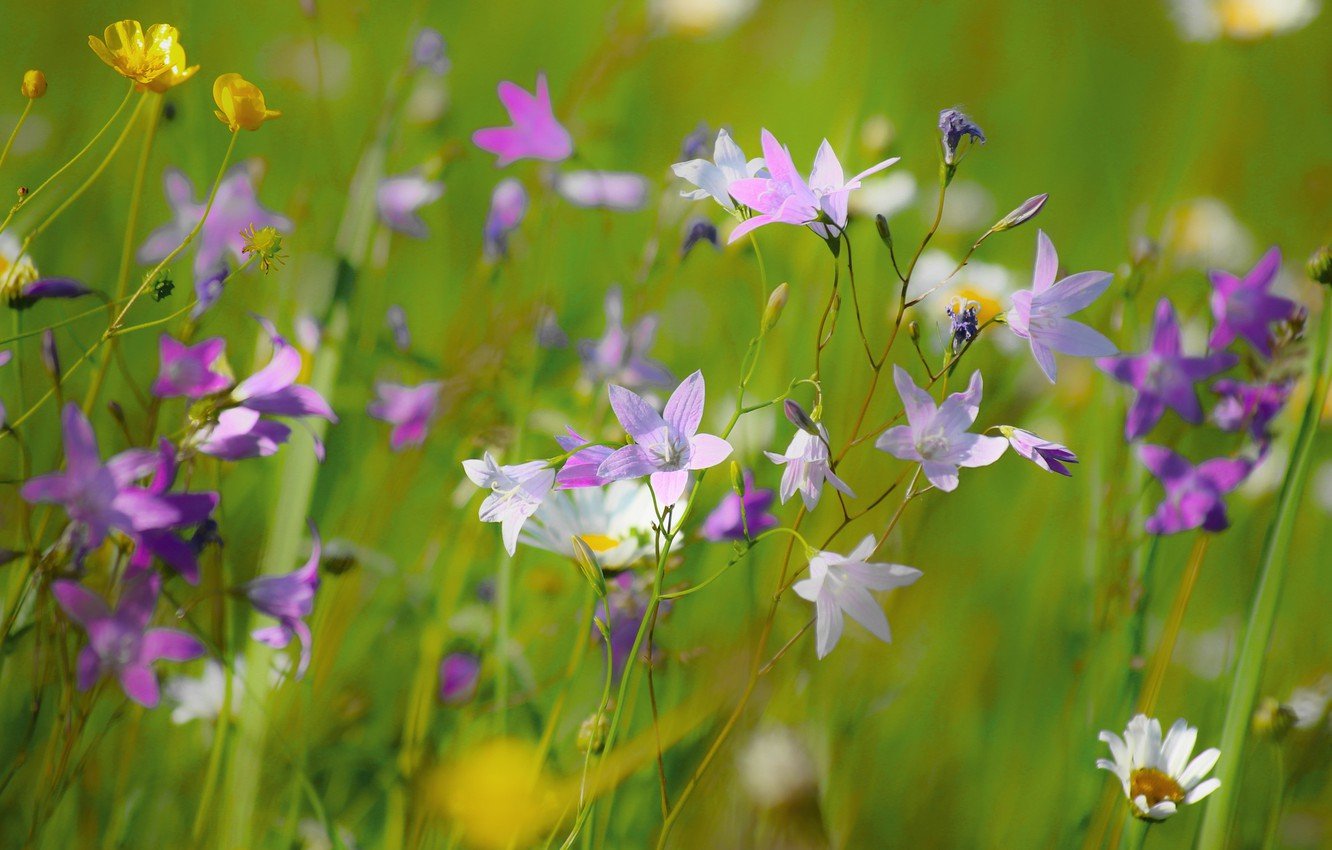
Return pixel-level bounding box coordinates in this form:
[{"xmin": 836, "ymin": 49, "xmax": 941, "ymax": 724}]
[
  {"xmin": 0, "ymin": 100, "xmax": 33, "ymax": 176},
  {"xmin": 1196, "ymin": 297, "xmax": 1332, "ymax": 850}
]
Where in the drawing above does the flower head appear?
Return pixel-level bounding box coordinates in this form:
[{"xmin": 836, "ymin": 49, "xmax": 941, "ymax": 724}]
[
  {"xmin": 153, "ymin": 335, "xmax": 231, "ymax": 399},
  {"xmin": 1097, "ymin": 714, "xmax": 1221, "ymax": 821},
  {"xmin": 1006, "ymin": 230, "xmax": 1117, "ymax": 383},
  {"xmin": 471, "ymin": 73, "xmax": 572, "ymax": 166},
  {"xmin": 462, "ymin": 453, "xmax": 556, "ymax": 555},
  {"xmin": 946, "ymin": 296, "xmax": 981, "ymax": 353},
  {"xmin": 240, "ymin": 225, "xmax": 287, "ymax": 273},
  {"xmin": 377, "ymin": 174, "xmax": 445, "ymax": 239},
  {"xmin": 1098, "ymin": 299, "xmax": 1238, "ymax": 440},
  {"xmin": 671, "ymin": 128, "xmax": 763, "ymax": 212},
  {"xmin": 89, "ymin": 21, "xmax": 194, "ymax": 90},
  {"xmin": 484, "ymin": 179, "xmax": 528, "ymax": 260},
  {"xmin": 764, "ymin": 422, "xmax": 854, "ymax": 511},
  {"xmin": 938, "ymin": 108, "xmax": 985, "ymax": 166},
  {"xmin": 1138, "ymin": 445, "xmax": 1250, "ymax": 534},
  {"xmin": 522, "ymin": 480, "xmax": 661, "ymax": 569},
  {"xmin": 1210, "ymin": 378, "xmax": 1290, "ymax": 443},
  {"xmin": 52, "ymin": 572, "xmax": 205, "ymax": 707},
  {"xmin": 597, "ymin": 370, "xmax": 734, "ymax": 506},
  {"xmin": 555, "ymin": 171, "xmax": 649, "ymax": 212},
  {"xmin": 793, "ymin": 535, "xmax": 921, "ymax": 659},
  {"xmin": 242, "ymin": 523, "xmax": 321, "ymax": 678},
  {"xmin": 680, "ymin": 217, "xmax": 720, "ymax": 257},
  {"xmin": 21, "ymin": 70, "xmax": 47, "ymax": 99},
  {"xmin": 701, "ymin": 471, "xmax": 778, "ymax": 541},
  {"xmin": 367, "ymin": 380, "xmax": 443, "ymax": 450},
  {"xmin": 1208, "ymin": 247, "xmax": 1299, "ymax": 357},
  {"xmin": 1000, "ymin": 426, "xmax": 1078, "ymax": 476},
  {"xmin": 576, "ymin": 286, "xmax": 672, "ymax": 392},
  {"xmin": 213, "ymin": 73, "xmax": 281, "ymax": 132},
  {"xmin": 439, "ymin": 652, "xmax": 480, "ymax": 704},
  {"xmin": 875, "ymin": 367, "xmax": 1008, "ymax": 492},
  {"xmin": 553, "ymin": 427, "xmax": 614, "ymax": 489},
  {"xmin": 412, "ymin": 28, "xmax": 450, "ymax": 75}
]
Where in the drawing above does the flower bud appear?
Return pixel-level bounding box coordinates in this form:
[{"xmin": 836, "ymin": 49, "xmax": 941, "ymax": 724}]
[
  {"xmin": 875, "ymin": 214, "xmax": 893, "ymax": 251},
  {"xmin": 21, "ymin": 70, "xmax": 47, "ymax": 99},
  {"xmin": 990, "ymin": 193, "xmax": 1048, "ymax": 233},
  {"xmin": 571, "ymin": 536, "xmax": 607, "ymax": 598},
  {"xmin": 577, "ymin": 712, "xmax": 609, "ymax": 754},
  {"xmin": 783, "ymin": 399, "xmax": 818, "ymax": 435},
  {"xmin": 908, "ymin": 320, "xmax": 919, "ymax": 341},
  {"xmin": 729, "ymin": 461, "xmax": 744, "ymax": 496},
  {"xmin": 938, "ymin": 107, "xmax": 985, "ymax": 167},
  {"xmin": 761, "ymin": 283, "xmax": 788, "ymax": 333},
  {"xmin": 40, "ymin": 329, "xmax": 59, "ymax": 383},
  {"xmin": 1308, "ymin": 245, "xmax": 1332, "ymax": 286}
]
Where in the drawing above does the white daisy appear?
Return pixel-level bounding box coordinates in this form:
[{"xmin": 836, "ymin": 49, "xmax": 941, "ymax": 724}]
[
  {"xmin": 1097, "ymin": 714, "xmax": 1222, "ymax": 821},
  {"xmin": 521, "ymin": 480, "xmax": 663, "ymax": 569}
]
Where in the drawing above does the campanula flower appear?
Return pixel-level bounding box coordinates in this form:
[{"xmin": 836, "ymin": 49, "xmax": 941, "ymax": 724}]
[
  {"xmin": 376, "ymin": 174, "xmax": 444, "ymax": 238},
  {"xmin": 875, "ymin": 367, "xmax": 1008, "ymax": 492},
  {"xmin": 947, "ymin": 297, "xmax": 981, "ymax": 353},
  {"xmin": 522, "ymin": 480, "xmax": 661, "ymax": 569},
  {"xmin": 439, "ymin": 652, "xmax": 480, "ymax": 704},
  {"xmin": 1000, "ymin": 426, "xmax": 1078, "ymax": 476},
  {"xmin": 597, "ymin": 370, "xmax": 734, "ymax": 505},
  {"xmin": 462, "ymin": 453, "xmax": 556, "ymax": 555},
  {"xmin": 1097, "ymin": 714, "xmax": 1221, "ymax": 821},
  {"xmin": 472, "ymin": 73, "xmax": 572, "ymax": 166},
  {"xmin": 1138, "ymin": 444, "xmax": 1250, "ymax": 534},
  {"xmin": 1211, "ymin": 378, "xmax": 1291, "ymax": 443},
  {"xmin": 597, "ymin": 572, "xmax": 667, "ymax": 679},
  {"xmin": 127, "ymin": 439, "xmax": 219, "ymax": 584},
  {"xmin": 22, "ymin": 404, "xmax": 217, "ymax": 552},
  {"xmin": 764, "ymin": 420, "xmax": 853, "ymax": 511},
  {"xmin": 793, "ymin": 535, "xmax": 921, "ymax": 659},
  {"xmin": 412, "ymin": 28, "xmax": 450, "ymax": 75},
  {"xmin": 700, "ymin": 471, "xmax": 778, "ymax": 541},
  {"xmin": 680, "ymin": 216, "xmax": 720, "ymax": 257},
  {"xmin": 242, "ymin": 523, "xmax": 321, "ymax": 677},
  {"xmin": 728, "ymin": 130, "xmax": 898, "ymax": 242},
  {"xmin": 484, "ymin": 178, "xmax": 528, "ymax": 260},
  {"xmin": 555, "ymin": 171, "xmax": 649, "ymax": 212},
  {"xmin": 554, "ymin": 427, "xmax": 613, "ymax": 488},
  {"xmin": 367, "ymin": 380, "xmax": 443, "ymax": 450},
  {"xmin": 52, "ymin": 572, "xmax": 205, "ymax": 708},
  {"xmin": 938, "ymin": 108, "xmax": 985, "ymax": 166},
  {"xmin": 386, "ymin": 305, "xmax": 411, "ymax": 351},
  {"xmin": 0, "ymin": 349, "xmax": 9, "ymax": 429},
  {"xmin": 576, "ymin": 286, "xmax": 672, "ymax": 392},
  {"xmin": 213, "ymin": 73, "xmax": 281, "ymax": 132},
  {"xmin": 1006, "ymin": 231, "xmax": 1117, "ymax": 382},
  {"xmin": 153, "ymin": 335, "xmax": 231, "ymax": 399},
  {"xmin": 88, "ymin": 21, "xmax": 194, "ymax": 90},
  {"xmin": 1208, "ymin": 247, "xmax": 1299, "ymax": 357},
  {"xmin": 1098, "ymin": 299, "xmax": 1238, "ymax": 440},
  {"xmin": 671, "ymin": 127, "xmax": 763, "ymax": 212}
]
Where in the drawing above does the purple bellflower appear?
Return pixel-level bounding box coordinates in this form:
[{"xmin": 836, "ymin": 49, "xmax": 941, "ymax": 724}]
[
  {"xmin": 577, "ymin": 286, "xmax": 672, "ymax": 391},
  {"xmin": 242, "ymin": 523, "xmax": 321, "ymax": 678},
  {"xmin": 472, "ymin": 73, "xmax": 573, "ymax": 166},
  {"xmin": 1208, "ymin": 247, "xmax": 1298, "ymax": 356},
  {"xmin": 700, "ymin": 471, "xmax": 779, "ymax": 541},
  {"xmin": 153, "ymin": 335, "xmax": 231, "ymax": 399},
  {"xmin": 411, "ymin": 27, "xmax": 450, "ymax": 75},
  {"xmin": 555, "ymin": 171, "xmax": 649, "ymax": 212},
  {"xmin": 793, "ymin": 535, "xmax": 922, "ymax": 659},
  {"xmin": 439, "ymin": 652, "xmax": 480, "ymax": 704},
  {"xmin": 875, "ymin": 367, "xmax": 1008, "ymax": 492},
  {"xmin": 376, "ymin": 174, "xmax": 444, "ymax": 239},
  {"xmin": 1138, "ymin": 445, "xmax": 1250, "ymax": 535},
  {"xmin": 367, "ymin": 380, "xmax": 443, "ymax": 450},
  {"xmin": 554, "ymin": 427, "xmax": 613, "ymax": 489},
  {"xmin": 1000, "ymin": 426, "xmax": 1078, "ymax": 476},
  {"xmin": 1098, "ymin": 299, "xmax": 1238, "ymax": 440},
  {"xmin": 462, "ymin": 453, "xmax": 556, "ymax": 555},
  {"xmin": 128, "ymin": 440, "xmax": 219, "ymax": 584},
  {"xmin": 484, "ymin": 178, "xmax": 528, "ymax": 260},
  {"xmin": 764, "ymin": 422, "xmax": 854, "ymax": 510},
  {"xmin": 1211, "ymin": 378, "xmax": 1291, "ymax": 443},
  {"xmin": 938, "ymin": 108, "xmax": 985, "ymax": 166},
  {"xmin": 52, "ymin": 572, "xmax": 205, "ymax": 707}
]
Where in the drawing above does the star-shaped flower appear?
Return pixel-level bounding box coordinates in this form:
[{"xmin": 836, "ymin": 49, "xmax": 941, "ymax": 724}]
[
  {"xmin": 242, "ymin": 523, "xmax": 321, "ymax": 677},
  {"xmin": 153, "ymin": 335, "xmax": 231, "ymax": 399},
  {"xmin": 793, "ymin": 535, "xmax": 921, "ymax": 659},
  {"xmin": 671, "ymin": 128, "xmax": 763, "ymax": 212},
  {"xmin": 576, "ymin": 286, "xmax": 672, "ymax": 392},
  {"xmin": 462, "ymin": 453, "xmax": 556, "ymax": 555},
  {"xmin": 764, "ymin": 422, "xmax": 854, "ymax": 510},
  {"xmin": 1208, "ymin": 247, "xmax": 1298, "ymax": 357},
  {"xmin": 376, "ymin": 174, "xmax": 445, "ymax": 239},
  {"xmin": 471, "ymin": 73, "xmax": 573, "ymax": 166},
  {"xmin": 367, "ymin": 380, "xmax": 443, "ymax": 450},
  {"xmin": 1138, "ymin": 445, "xmax": 1250, "ymax": 534}
]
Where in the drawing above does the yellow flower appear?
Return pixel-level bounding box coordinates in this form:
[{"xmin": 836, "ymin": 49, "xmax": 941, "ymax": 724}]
[
  {"xmin": 421, "ymin": 739, "xmax": 562, "ymax": 850},
  {"xmin": 241, "ymin": 225, "xmax": 287, "ymax": 273},
  {"xmin": 88, "ymin": 21, "xmax": 191, "ymax": 90},
  {"xmin": 21, "ymin": 70, "xmax": 47, "ymax": 99},
  {"xmin": 212, "ymin": 74, "xmax": 281, "ymax": 132}
]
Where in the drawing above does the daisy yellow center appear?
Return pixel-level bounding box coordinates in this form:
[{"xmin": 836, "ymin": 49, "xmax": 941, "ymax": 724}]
[
  {"xmin": 0, "ymin": 254, "xmax": 38, "ymax": 300},
  {"xmin": 1129, "ymin": 768, "xmax": 1185, "ymax": 808},
  {"xmin": 1217, "ymin": 0, "xmax": 1273, "ymax": 36},
  {"xmin": 579, "ymin": 534, "xmax": 619, "ymax": 553}
]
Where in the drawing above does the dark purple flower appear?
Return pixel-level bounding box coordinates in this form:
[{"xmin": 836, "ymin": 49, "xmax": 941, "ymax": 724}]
[
  {"xmin": 1097, "ymin": 299, "xmax": 1238, "ymax": 440},
  {"xmin": 153, "ymin": 335, "xmax": 231, "ymax": 399},
  {"xmin": 367, "ymin": 380, "xmax": 442, "ymax": 450},
  {"xmin": 52, "ymin": 571, "xmax": 205, "ymax": 707},
  {"xmin": 680, "ymin": 121, "xmax": 713, "ymax": 161},
  {"xmin": 1211, "ymin": 379, "xmax": 1291, "ymax": 443},
  {"xmin": 1138, "ymin": 445, "xmax": 1250, "ymax": 535},
  {"xmin": 128, "ymin": 440, "xmax": 220, "ymax": 584},
  {"xmin": 1209, "ymin": 247, "xmax": 1299, "ymax": 357},
  {"xmin": 22, "ymin": 404, "xmax": 217, "ymax": 552},
  {"xmin": 947, "ymin": 297, "xmax": 981, "ymax": 353},
  {"xmin": 681, "ymin": 217, "xmax": 720, "ymax": 257},
  {"xmin": 701, "ymin": 471, "xmax": 778, "ymax": 541},
  {"xmin": 555, "ymin": 427, "xmax": 613, "ymax": 489},
  {"xmin": 938, "ymin": 108, "xmax": 985, "ymax": 166},
  {"xmin": 438, "ymin": 652, "xmax": 480, "ymax": 704},
  {"xmin": 1002, "ymin": 426, "xmax": 1078, "ymax": 476},
  {"xmin": 577, "ymin": 286, "xmax": 672, "ymax": 392},
  {"xmin": 242, "ymin": 522, "xmax": 321, "ymax": 678},
  {"xmin": 484, "ymin": 178, "xmax": 528, "ymax": 261},
  {"xmin": 8, "ymin": 277, "xmax": 94, "ymax": 309}
]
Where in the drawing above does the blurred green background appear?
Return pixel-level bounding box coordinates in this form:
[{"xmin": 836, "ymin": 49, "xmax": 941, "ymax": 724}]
[{"xmin": 2, "ymin": 0, "xmax": 1331, "ymax": 848}]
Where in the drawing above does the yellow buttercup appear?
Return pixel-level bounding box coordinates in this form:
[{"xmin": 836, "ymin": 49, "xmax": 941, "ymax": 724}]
[
  {"xmin": 88, "ymin": 20, "xmax": 197, "ymax": 91},
  {"xmin": 212, "ymin": 74, "xmax": 282, "ymax": 132}
]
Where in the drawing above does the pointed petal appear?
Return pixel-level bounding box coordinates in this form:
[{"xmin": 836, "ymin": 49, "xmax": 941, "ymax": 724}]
[
  {"xmin": 663, "ymin": 370, "xmax": 705, "ymax": 436},
  {"xmin": 1033, "ymin": 230, "xmax": 1058, "ymax": 293},
  {"xmin": 608, "ymin": 384, "xmax": 666, "ymax": 439},
  {"xmin": 687, "ymin": 433, "xmax": 732, "ymax": 470},
  {"xmin": 650, "ymin": 469, "xmax": 689, "ymax": 505}
]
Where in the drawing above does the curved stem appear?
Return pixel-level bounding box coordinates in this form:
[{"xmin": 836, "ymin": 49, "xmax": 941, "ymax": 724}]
[{"xmin": 0, "ymin": 100, "xmax": 34, "ymax": 176}]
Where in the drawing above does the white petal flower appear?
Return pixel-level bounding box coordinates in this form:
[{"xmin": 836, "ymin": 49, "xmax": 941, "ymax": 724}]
[
  {"xmin": 792, "ymin": 535, "xmax": 921, "ymax": 659},
  {"xmin": 670, "ymin": 128, "xmax": 762, "ymax": 212},
  {"xmin": 462, "ymin": 453, "xmax": 556, "ymax": 555},
  {"xmin": 1096, "ymin": 714, "xmax": 1222, "ymax": 821},
  {"xmin": 520, "ymin": 480, "xmax": 664, "ymax": 569},
  {"xmin": 765, "ymin": 423, "xmax": 854, "ymax": 511}
]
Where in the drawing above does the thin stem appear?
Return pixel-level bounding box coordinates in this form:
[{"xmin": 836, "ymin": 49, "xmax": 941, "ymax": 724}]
[
  {"xmin": 1135, "ymin": 534, "xmax": 1209, "ymax": 714},
  {"xmin": 0, "ymin": 100, "xmax": 34, "ymax": 175}
]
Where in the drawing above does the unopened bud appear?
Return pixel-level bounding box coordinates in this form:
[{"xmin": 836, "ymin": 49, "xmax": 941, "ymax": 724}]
[
  {"xmin": 577, "ymin": 712, "xmax": 610, "ymax": 753},
  {"xmin": 761, "ymin": 283, "xmax": 788, "ymax": 333},
  {"xmin": 21, "ymin": 70, "xmax": 46, "ymax": 99},
  {"xmin": 571, "ymin": 536, "xmax": 607, "ymax": 598},
  {"xmin": 1308, "ymin": 245, "xmax": 1332, "ymax": 286},
  {"xmin": 40, "ymin": 329, "xmax": 59, "ymax": 382},
  {"xmin": 908, "ymin": 320, "xmax": 919, "ymax": 341},
  {"xmin": 990, "ymin": 193, "xmax": 1047, "ymax": 233},
  {"xmin": 875, "ymin": 214, "xmax": 893, "ymax": 250},
  {"xmin": 783, "ymin": 399, "xmax": 818, "ymax": 435},
  {"xmin": 729, "ymin": 461, "xmax": 744, "ymax": 496},
  {"xmin": 1253, "ymin": 696, "xmax": 1295, "ymax": 739}
]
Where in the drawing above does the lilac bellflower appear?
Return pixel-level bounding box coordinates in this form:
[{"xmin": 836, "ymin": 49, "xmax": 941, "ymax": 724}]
[
  {"xmin": 1097, "ymin": 299, "xmax": 1238, "ymax": 440},
  {"xmin": 1208, "ymin": 247, "xmax": 1298, "ymax": 357},
  {"xmin": 1138, "ymin": 445, "xmax": 1250, "ymax": 534},
  {"xmin": 671, "ymin": 127, "xmax": 764, "ymax": 212},
  {"xmin": 1000, "ymin": 426, "xmax": 1078, "ymax": 476},
  {"xmin": 597, "ymin": 370, "xmax": 734, "ymax": 506},
  {"xmin": 127, "ymin": 440, "xmax": 220, "ymax": 584},
  {"xmin": 577, "ymin": 286, "xmax": 672, "ymax": 391},
  {"xmin": 555, "ymin": 171, "xmax": 649, "ymax": 212},
  {"xmin": 411, "ymin": 27, "xmax": 450, "ymax": 75},
  {"xmin": 793, "ymin": 535, "xmax": 922, "ymax": 659},
  {"xmin": 376, "ymin": 173, "xmax": 444, "ymax": 239},
  {"xmin": 554, "ymin": 427, "xmax": 613, "ymax": 489},
  {"xmin": 462, "ymin": 453, "xmax": 556, "ymax": 555},
  {"xmin": 700, "ymin": 470, "xmax": 778, "ymax": 541},
  {"xmin": 52, "ymin": 572, "xmax": 205, "ymax": 707},
  {"xmin": 472, "ymin": 73, "xmax": 573, "ymax": 166},
  {"xmin": 875, "ymin": 367, "xmax": 1008, "ymax": 492},
  {"xmin": 1006, "ymin": 230, "xmax": 1117, "ymax": 382},
  {"xmin": 367, "ymin": 380, "xmax": 443, "ymax": 450},
  {"xmin": 153, "ymin": 335, "xmax": 231, "ymax": 399},
  {"xmin": 484, "ymin": 178, "xmax": 528, "ymax": 260},
  {"xmin": 764, "ymin": 422, "xmax": 854, "ymax": 510},
  {"xmin": 242, "ymin": 522, "xmax": 321, "ymax": 677},
  {"xmin": 1211, "ymin": 378, "xmax": 1290, "ymax": 443},
  {"xmin": 439, "ymin": 652, "xmax": 480, "ymax": 704}
]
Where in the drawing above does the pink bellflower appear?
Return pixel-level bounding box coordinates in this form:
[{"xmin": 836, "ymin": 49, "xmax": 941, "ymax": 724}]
[
  {"xmin": 241, "ymin": 522, "xmax": 321, "ymax": 678},
  {"xmin": 367, "ymin": 380, "xmax": 443, "ymax": 451},
  {"xmin": 472, "ymin": 73, "xmax": 572, "ymax": 166},
  {"xmin": 153, "ymin": 335, "xmax": 231, "ymax": 399}
]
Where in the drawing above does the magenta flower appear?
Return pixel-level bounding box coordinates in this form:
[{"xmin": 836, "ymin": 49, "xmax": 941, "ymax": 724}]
[
  {"xmin": 128, "ymin": 440, "xmax": 219, "ymax": 584},
  {"xmin": 1097, "ymin": 299, "xmax": 1238, "ymax": 440},
  {"xmin": 727, "ymin": 129, "xmax": 897, "ymax": 243},
  {"xmin": 438, "ymin": 652, "xmax": 480, "ymax": 704},
  {"xmin": 1211, "ymin": 378, "xmax": 1291, "ymax": 443},
  {"xmin": 701, "ymin": 471, "xmax": 778, "ymax": 541},
  {"xmin": 367, "ymin": 380, "xmax": 442, "ymax": 451},
  {"xmin": 1007, "ymin": 231, "xmax": 1117, "ymax": 382},
  {"xmin": 555, "ymin": 171, "xmax": 649, "ymax": 211},
  {"xmin": 1208, "ymin": 247, "xmax": 1298, "ymax": 357},
  {"xmin": 1138, "ymin": 445, "xmax": 1250, "ymax": 535},
  {"xmin": 471, "ymin": 73, "xmax": 572, "ymax": 167},
  {"xmin": 153, "ymin": 335, "xmax": 231, "ymax": 399},
  {"xmin": 484, "ymin": 178, "xmax": 528, "ymax": 260},
  {"xmin": 577, "ymin": 286, "xmax": 672, "ymax": 391},
  {"xmin": 22, "ymin": 404, "xmax": 217, "ymax": 553},
  {"xmin": 1001, "ymin": 426, "xmax": 1078, "ymax": 476},
  {"xmin": 875, "ymin": 367, "xmax": 1008, "ymax": 492},
  {"xmin": 793, "ymin": 535, "xmax": 921, "ymax": 659},
  {"xmin": 554, "ymin": 427, "xmax": 613, "ymax": 489},
  {"xmin": 376, "ymin": 174, "xmax": 444, "ymax": 239},
  {"xmin": 764, "ymin": 422, "xmax": 854, "ymax": 510},
  {"xmin": 52, "ymin": 572, "xmax": 205, "ymax": 708},
  {"xmin": 462, "ymin": 453, "xmax": 556, "ymax": 555},
  {"xmin": 597, "ymin": 370, "xmax": 733, "ymax": 506},
  {"xmin": 242, "ymin": 523, "xmax": 321, "ymax": 678}
]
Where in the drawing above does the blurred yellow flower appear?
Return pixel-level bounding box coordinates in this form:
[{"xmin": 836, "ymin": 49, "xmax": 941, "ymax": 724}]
[
  {"xmin": 88, "ymin": 21, "xmax": 194, "ymax": 90},
  {"xmin": 421, "ymin": 738, "xmax": 562, "ymax": 850},
  {"xmin": 213, "ymin": 74, "xmax": 281, "ymax": 132},
  {"xmin": 241, "ymin": 225, "xmax": 287, "ymax": 273},
  {"xmin": 21, "ymin": 70, "xmax": 47, "ymax": 99}
]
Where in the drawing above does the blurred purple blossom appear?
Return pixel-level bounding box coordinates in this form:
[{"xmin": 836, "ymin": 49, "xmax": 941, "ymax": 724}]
[
  {"xmin": 243, "ymin": 522, "xmax": 321, "ymax": 678},
  {"xmin": 577, "ymin": 286, "xmax": 672, "ymax": 391},
  {"xmin": 555, "ymin": 171, "xmax": 649, "ymax": 211},
  {"xmin": 1139, "ymin": 445, "xmax": 1250, "ymax": 534},
  {"xmin": 377, "ymin": 173, "xmax": 444, "ymax": 239},
  {"xmin": 438, "ymin": 652, "xmax": 480, "ymax": 704},
  {"xmin": 472, "ymin": 73, "xmax": 572, "ymax": 166},
  {"xmin": 367, "ymin": 380, "xmax": 442, "ymax": 450},
  {"xmin": 411, "ymin": 28, "xmax": 450, "ymax": 75},
  {"xmin": 1209, "ymin": 247, "xmax": 1298, "ymax": 357},
  {"xmin": 153, "ymin": 335, "xmax": 231, "ymax": 399},
  {"xmin": 701, "ymin": 471, "xmax": 778, "ymax": 541},
  {"xmin": 1211, "ymin": 378, "xmax": 1291, "ymax": 443},
  {"xmin": 484, "ymin": 178, "xmax": 528, "ymax": 260}
]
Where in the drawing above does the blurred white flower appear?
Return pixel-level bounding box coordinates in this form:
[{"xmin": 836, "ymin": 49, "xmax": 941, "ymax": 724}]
[
  {"xmin": 737, "ymin": 726, "xmax": 817, "ymax": 809},
  {"xmin": 1162, "ymin": 197, "xmax": 1254, "ymax": 271},
  {"xmin": 165, "ymin": 660, "xmax": 241, "ymax": 725},
  {"xmin": 1097, "ymin": 714, "xmax": 1222, "ymax": 821},
  {"xmin": 1286, "ymin": 676, "xmax": 1332, "ymax": 729},
  {"xmin": 521, "ymin": 481, "xmax": 662, "ymax": 569},
  {"xmin": 1168, "ymin": 0, "xmax": 1319, "ymax": 41},
  {"xmin": 649, "ymin": 0, "xmax": 757, "ymax": 36},
  {"xmin": 848, "ymin": 171, "xmax": 917, "ymax": 221},
  {"xmin": 935, "ymin": 180, "xmax": 994, "ymax": 233}
]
